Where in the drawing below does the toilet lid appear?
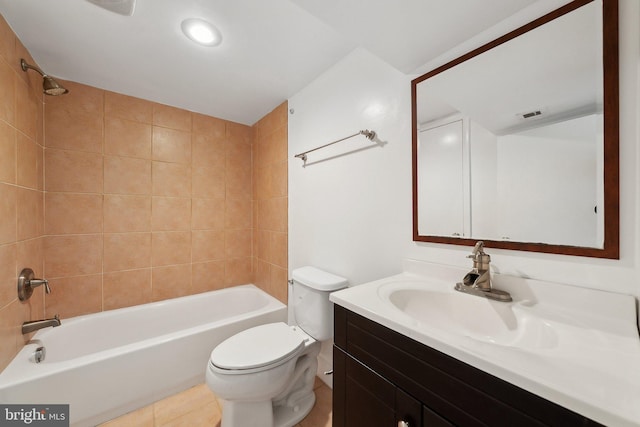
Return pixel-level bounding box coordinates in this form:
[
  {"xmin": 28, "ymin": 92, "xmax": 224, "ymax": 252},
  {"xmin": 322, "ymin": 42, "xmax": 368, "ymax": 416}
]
[{"xmin": 211, "ymin": 322, "xmax": 305, "ymax": 371}]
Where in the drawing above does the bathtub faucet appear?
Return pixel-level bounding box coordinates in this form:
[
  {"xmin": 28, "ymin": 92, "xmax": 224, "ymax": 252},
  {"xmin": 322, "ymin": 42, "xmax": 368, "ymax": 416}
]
[
  {"xmin": 18, "ymin": 267, "xmax": 50, "ymax": 302},
  {"xmin": 22, "ymin": 314, "xmax": 61, "ymax": 335}
]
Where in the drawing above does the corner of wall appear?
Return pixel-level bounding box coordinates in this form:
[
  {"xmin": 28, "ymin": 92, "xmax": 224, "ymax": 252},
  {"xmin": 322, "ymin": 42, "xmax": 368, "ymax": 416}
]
[
  {"xmin": 252, "ymin": 101, "xmax": 289, "ymax": 304},
  {"xmin": 0, "ymin": 14, "xmax": 47, "ymax": 372}
]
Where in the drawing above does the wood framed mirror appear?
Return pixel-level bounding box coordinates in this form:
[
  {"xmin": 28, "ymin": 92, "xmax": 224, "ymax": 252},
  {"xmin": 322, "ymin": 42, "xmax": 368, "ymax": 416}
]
[{"xmin": 411, "ymin": 0, "xmax": 619, "ymax": 258}]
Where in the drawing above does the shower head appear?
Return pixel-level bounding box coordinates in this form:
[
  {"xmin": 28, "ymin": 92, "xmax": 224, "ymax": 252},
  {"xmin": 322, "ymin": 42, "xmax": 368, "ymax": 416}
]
[
  {"xmin": 42, "ymin": 76, "xmax": 69, "ymax": 96},
  {"xmin": 20, "ymin": 59, "xmax": 69, "ymax": 96}
]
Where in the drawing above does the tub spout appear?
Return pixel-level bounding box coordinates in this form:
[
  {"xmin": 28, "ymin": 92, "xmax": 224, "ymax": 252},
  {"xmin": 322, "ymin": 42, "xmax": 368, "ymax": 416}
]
[{"xmin": 22, "ymin": 314, "xmax": 61, "ymax": 334}]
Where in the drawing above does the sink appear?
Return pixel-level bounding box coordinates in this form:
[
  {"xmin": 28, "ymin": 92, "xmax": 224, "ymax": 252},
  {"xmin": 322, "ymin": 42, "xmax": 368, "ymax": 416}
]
[
  {"xmin": 378, "ymin": 281, "xmax": 558, "ymax": 350},
  {"xmin": 330, "ymin": 264, "xmax": 640, "ymax": 427}
]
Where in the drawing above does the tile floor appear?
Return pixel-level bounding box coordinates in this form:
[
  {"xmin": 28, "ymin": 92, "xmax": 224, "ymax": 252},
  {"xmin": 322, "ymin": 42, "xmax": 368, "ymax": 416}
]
[{"xmin": 99, "ymin": 378, "xmax": 332, "ymax": 427}]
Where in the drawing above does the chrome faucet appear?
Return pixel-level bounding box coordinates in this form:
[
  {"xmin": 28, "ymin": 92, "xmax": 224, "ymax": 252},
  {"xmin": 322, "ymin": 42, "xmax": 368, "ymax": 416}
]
[
  {"xmin": 22, "ymin": 314, "xmax": 61, "ymax": 334},
  {"xmin": 454, "ymin": 242, "xmax": 512, "ymax": 302}
]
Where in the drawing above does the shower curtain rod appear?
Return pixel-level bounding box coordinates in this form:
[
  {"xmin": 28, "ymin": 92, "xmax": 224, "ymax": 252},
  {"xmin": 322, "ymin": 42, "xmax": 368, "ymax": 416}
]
[{"xmin": 294, "ymin": 129, "xmax": 376, "ymax": 163}]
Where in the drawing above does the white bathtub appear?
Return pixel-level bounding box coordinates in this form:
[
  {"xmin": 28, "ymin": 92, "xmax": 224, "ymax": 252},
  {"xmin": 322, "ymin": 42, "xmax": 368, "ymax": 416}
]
[{"xmin": 0, "ymin": 284, "xmax": 286, "ymax": 426}]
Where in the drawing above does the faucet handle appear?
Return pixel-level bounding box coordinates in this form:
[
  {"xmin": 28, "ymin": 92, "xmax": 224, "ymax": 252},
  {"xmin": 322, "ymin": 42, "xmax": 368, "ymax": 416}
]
[
  {"xmin": 468, "ymin": 242, "xmax": 491, "ymax": 269},
  {"xmin": 29, "ymin": 279, "xmax": 50, "ymax": 293},
  {"xmin": 17, "ymin": 268, "xmax": 50, "ymax": 301},
  {"xmin": 471, "ymin": 241, "xmax": 485, "ymax": 254}
]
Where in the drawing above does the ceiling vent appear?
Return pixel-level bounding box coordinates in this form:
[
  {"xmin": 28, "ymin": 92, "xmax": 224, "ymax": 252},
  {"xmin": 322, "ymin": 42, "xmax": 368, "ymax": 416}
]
[
  {"xmin": 86, "ymin": 0, "xmax": 135, "ymax": 16},
  {"xmin": 521, "ymin": 110, "xmax": 542, "ymax": 119}
]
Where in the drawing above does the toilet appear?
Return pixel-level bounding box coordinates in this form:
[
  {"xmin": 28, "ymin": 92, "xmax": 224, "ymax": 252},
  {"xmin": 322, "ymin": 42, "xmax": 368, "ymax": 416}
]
[{"xmin": 206, "ymin": 266, "xmax": 348, "ymax": 427}]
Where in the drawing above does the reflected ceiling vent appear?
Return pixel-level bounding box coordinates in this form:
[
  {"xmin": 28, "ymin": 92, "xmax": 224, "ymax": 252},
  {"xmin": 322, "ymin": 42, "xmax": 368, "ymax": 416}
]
[
  {"xmin": 517, "ymin": 108, "xmax": 545, "ymax": 120},
  {"xmin": 522, "ymin": 110, "xmax": 542, "ymax": 119},
  {"xmin": 87, "ymin": 0, "xmax": 136, "ymax": 16}
]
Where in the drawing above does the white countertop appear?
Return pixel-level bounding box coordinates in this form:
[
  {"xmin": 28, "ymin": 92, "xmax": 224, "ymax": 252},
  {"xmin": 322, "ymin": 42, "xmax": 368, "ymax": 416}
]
[{"xmin": 330, "ymin": 260, "xmax": 640, "ymax": 427}]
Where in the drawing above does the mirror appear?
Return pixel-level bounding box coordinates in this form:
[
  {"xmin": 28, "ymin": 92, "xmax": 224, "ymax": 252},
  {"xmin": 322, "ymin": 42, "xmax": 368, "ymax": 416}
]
[{"xmin": 411, "ymin": 0, "xmax": 619, "ymax": 258}]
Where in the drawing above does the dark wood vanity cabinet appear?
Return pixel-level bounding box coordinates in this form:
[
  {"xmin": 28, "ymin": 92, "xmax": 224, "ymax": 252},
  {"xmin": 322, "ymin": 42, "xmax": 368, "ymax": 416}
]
[{"xmin": 332, "ymin": 306, "xmax": 603, "ymax": 427}]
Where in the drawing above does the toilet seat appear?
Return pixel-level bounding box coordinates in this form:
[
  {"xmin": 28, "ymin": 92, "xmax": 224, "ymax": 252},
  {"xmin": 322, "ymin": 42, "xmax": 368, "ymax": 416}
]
[{"xmin": 210, "ymin": 322, "xmax": 306, "ymax": 374}]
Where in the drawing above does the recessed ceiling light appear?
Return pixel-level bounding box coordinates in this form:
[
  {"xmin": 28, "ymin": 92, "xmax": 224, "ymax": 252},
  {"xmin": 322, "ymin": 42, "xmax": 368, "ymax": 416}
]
[{"xmin": 181, "ymin": 18, "xmax": 222, "ymax": 47}]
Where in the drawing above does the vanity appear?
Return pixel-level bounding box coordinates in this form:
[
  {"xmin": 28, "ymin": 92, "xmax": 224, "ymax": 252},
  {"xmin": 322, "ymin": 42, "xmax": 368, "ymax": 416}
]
[
  {"xmin": 330, "ymin": 260, "xmax": 640, "ymax": 427},
  {"xmin": 329, "ymin": 0, "xmax": 636, "ymax": 424}
]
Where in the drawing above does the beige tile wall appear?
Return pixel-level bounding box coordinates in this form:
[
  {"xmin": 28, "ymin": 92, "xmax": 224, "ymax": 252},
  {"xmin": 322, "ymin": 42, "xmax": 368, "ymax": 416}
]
[
  {"xmin": 253, "ymin": 102, "xmax": 288, "ymax": 304},
  {"xmin": 42, "ymin": 82, "xmax": 255, "ymax": 318},
  {"xmin": 0, "ymin": 17, "xmax": 290, "ymax": 373},
  {"xmin": 0, "ymin": 15, "xmax": 46, "ymax": 370}
]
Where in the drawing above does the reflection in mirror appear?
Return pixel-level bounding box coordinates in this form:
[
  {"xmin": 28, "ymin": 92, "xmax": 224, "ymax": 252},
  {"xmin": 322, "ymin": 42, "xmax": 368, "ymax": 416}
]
[{"xmin": 412, "ymin": 0, "xmax": 618, "ymax": 258}]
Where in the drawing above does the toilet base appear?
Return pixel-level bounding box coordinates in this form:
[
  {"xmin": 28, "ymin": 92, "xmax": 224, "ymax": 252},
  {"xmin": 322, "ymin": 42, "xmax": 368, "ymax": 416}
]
[
  {"xmin": 220, "ymin": 391, "xmax": 315, "ymax": 427},
  {"xmin": 274, "ymin": 392, "xmax": 315, "ymax": 427},
  {"xmin": 221, "ymin": 400, "xmax": 273, "ymax": 427}
]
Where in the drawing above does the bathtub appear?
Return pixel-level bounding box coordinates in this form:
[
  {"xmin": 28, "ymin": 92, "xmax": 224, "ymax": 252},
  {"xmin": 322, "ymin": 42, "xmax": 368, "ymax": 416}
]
[{"xmin": 0, "ymin": 284, "xmax": 286, "ymax": 426}]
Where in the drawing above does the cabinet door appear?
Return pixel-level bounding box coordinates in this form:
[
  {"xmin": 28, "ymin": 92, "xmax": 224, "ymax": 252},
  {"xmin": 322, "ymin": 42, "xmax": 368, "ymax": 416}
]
[
  {"xmin": 422, "ymin": 405, "xmax": 454, "ymax": 427},
  {"xmin": 396, "ymin": 388, "xmax": 453, "ymax": 427},
  {"xmin": 417, "ymin": 119, "xmax": 465, "ymax": 237},
  {"xmin": 344, "ymin": 353, "xmax": 395, "ymax": 427},
  {"xmin": 396, "ymin": 388, "xmax": 421, "ymax": 427}
]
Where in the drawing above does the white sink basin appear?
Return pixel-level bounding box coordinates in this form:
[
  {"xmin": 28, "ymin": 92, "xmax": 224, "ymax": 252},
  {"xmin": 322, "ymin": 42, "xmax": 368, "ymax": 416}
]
[{"xmin": 381, "ymin": 283, "xmax": 558, "ymax": 349}]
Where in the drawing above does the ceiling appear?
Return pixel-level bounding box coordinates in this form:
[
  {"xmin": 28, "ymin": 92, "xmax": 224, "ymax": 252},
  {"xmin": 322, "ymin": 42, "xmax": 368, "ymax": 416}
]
[{"xmin": 0, "ymin": 0, "xmax": 563, "ymax": 125}]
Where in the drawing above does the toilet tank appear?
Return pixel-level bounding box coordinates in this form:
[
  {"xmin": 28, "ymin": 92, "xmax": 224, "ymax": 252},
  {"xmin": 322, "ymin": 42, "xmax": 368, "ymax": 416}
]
[{"xmin": 292, "ymin": 266, "xmax": 348, "ymax": 341}]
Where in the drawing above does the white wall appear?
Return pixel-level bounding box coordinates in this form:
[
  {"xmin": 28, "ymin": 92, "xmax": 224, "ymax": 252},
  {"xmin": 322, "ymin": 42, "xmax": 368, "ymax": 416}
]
[
  {"xmin": 470, "ymin": 120, "xmax": 498, "ymax": 239},
  {"xmin": 495, "ymin": 117, "xmax": 599, "ymax": 247},
  {"xmin": 289, "ymin": 1, "xmax": 640, "ymax": 299},
  {"xmin": 288, "ymin": 48, "xmax": 412, "ymax": 286}
]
